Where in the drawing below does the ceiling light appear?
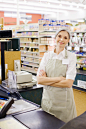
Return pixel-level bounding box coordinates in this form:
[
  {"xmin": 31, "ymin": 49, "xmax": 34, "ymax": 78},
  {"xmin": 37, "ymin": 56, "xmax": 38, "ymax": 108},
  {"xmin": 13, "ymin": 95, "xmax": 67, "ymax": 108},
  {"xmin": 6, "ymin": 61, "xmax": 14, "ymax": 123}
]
[
  {"xmin": 84, "ymin": 5, "xmax": 86, "ymax": 9},
  {"xmin": 59, "ymin": 4, "xmax": 62, "ymax": 8},
  {"xmin": 77, "ymin": 19, "xmax": 84, "ymax": 22},
  {"xmin": 48, "ymin": 2, "xmax": 50, "ymax": 5},
  {"xmin": 70, "ymin": 5, "xmax": 73, "ymax": 8},
  {"xmin": 77, "ymin": 4, "xmax": 79, "ymax": 8}
]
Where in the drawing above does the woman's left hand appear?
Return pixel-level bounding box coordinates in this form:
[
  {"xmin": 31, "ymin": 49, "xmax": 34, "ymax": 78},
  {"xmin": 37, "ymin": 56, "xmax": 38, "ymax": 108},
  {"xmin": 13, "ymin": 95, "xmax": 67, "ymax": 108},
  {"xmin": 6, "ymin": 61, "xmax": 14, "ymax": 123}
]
[{"xmin": 39, "ymin": 70, "xmax": 47, "ymax": 77}]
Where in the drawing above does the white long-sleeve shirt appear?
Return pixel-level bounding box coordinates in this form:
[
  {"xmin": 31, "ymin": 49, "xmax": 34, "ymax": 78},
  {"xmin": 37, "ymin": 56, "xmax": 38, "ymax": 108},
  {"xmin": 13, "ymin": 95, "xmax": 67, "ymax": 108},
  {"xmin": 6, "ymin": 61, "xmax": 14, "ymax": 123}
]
[{"xmin": 37, "ymin": 48, "xmax": 76, "ymax": 80}]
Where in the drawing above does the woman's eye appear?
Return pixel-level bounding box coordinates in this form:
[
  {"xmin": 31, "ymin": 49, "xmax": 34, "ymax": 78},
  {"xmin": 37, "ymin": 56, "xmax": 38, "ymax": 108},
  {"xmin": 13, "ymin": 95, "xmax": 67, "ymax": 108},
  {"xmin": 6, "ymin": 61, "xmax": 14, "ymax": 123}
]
[
  {"xmin": 58, "ymin": 35, "xmax": 61, "ymax": 38},
  {"xmin": 64, "ymin": 37, "xmax": 67, "ymax": 39}
]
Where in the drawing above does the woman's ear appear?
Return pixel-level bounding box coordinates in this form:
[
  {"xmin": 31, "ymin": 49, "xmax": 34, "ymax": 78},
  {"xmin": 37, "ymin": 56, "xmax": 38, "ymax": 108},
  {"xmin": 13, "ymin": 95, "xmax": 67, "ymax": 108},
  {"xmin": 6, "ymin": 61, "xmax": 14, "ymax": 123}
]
[{"xmin": 68, "ymin": 39, "xmax": 70, "ymax": 42}]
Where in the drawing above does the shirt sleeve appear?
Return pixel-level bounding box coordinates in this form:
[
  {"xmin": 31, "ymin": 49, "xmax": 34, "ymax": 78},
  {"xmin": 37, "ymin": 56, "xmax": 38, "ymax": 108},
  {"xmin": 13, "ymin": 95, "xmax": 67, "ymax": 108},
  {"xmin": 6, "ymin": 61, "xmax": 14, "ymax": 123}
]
[
  {"xmin": 37, "ymin": 52, "xmax": 49, "ymax": 76},
  {"xmin": 66, "ymin": 53, "xmax": 77, "ymax": 80}
]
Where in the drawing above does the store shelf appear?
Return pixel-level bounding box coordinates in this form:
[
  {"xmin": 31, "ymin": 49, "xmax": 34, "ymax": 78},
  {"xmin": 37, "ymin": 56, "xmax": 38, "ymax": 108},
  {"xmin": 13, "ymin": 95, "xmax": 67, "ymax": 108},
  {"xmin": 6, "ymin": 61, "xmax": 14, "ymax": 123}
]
[
  {"xmin": 21, "ymin": 59, "xmax": 39, "ymax": 64},
  {"xmin": 39, "ymin": 35, "xmax": 55, "ymax": 38},
  {"xmin": 76, "ymin": 54, "xmax": 86, "ymax": 57},
  {"xmin": 16, "ymin": 36, "xmax": 38, "ymax": 38},
  {"xmin": 39, "ymin": 30, "xmax": 56, "ymax": 33},
  {"xmin": 20, "ymin": 42, "xmax": 39, "ymax": 44},
  {"xmin": 17, "ymin": 30, "xmax": 38, "ymax": 32},
  {"xmin": 39, "ymin": 43, "xmax": 55, "ymax": 46},
  {"xmin": 39, "ymin": 50, "xmax": 47, "ymax": 52},
  {"xmin": 20, "ymin": 50, "xmax": 39, "ymax": 54},
  {"xmin": 77, "ymin": 62, "xmax": 86, "ymax": 64},
  {"xmin": 39, "ymin": 26, "xmax": 56, "ymax": 62},
  {"xmin": 20, "ymin": 46, "xmax": 39, "ymax": 49},
  {"xmin": 73, "ymin": 84, "xmax": 86, "ymax": 89},
  {"xmin": 21, "ymin": 54, "xmax": 39, "ymax": 58},
  {"xmin": 71, "ymin": 31, "xmax": 86, "ymax": 33},
  {"xmin": 21, "ymin": 63, "xmax": 39, "ymax": 67},
  {"xmin": 21, "ymin": 68, "xmax": 37, "ymax": 74},
  {"xmin": 39, "ymin": 57, "xmax": 42, "ymax": 59}
]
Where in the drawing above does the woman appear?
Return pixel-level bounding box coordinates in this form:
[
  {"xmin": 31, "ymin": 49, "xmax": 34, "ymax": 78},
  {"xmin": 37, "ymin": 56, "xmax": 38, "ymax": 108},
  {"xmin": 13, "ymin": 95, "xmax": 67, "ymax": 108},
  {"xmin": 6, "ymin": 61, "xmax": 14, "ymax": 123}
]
[{"xmin": 37, "ymin": 28, "xmax": 77, "ymax": 123}]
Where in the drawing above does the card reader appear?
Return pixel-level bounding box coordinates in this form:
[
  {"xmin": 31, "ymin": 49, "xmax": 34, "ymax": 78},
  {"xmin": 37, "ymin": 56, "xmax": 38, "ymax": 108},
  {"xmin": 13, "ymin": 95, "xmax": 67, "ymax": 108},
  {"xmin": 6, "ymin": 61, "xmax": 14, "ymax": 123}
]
[{"xmin": 0, "ymin": 96, "xmax": 14, "ymax": 118}]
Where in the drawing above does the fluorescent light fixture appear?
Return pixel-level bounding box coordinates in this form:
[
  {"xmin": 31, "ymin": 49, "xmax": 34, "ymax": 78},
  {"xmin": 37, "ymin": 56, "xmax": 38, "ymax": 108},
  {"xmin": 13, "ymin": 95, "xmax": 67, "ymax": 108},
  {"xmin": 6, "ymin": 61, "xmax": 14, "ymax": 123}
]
[
  {"xmin": 1, "ymin": 0, "xmax": 16, "ymax": 4},
  {"xmin": 77, "ymin": 20, "xmax": 84, "ymax": 22},
  {"xmin": 59, "ymin": 4, "xmax": 62, "ymax": 8},
  {"xmin": 84, "ymin": 5, "xmax": 86, "ymax": 9},
  {"xmin": 0, "ymin": 3, "xmax": 16, "ymax": 8},
  {"xmin": 19, "ymin": 9, "xmax": 55, "ymax": 15},
  {"xmin": 77, "ymin": 4, "xmax": 79, "ymax": 8},
  {"xmin": 48, "ymin": 2, "xmax": 50, "ymax": 5},
  {"xmin": 0, "ymin": 0, "xmax": 85, "ymax": 15},
  {"xmin": 19, "ymin": 5, "xmax": 66, "ymax": 13}
]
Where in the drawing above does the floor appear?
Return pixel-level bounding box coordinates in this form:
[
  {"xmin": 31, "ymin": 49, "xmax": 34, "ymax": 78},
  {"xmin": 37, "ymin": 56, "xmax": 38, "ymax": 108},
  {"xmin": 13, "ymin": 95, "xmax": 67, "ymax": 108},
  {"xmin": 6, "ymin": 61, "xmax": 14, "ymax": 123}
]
[{"xmin": 73, "ymin": 89, "xmax": 86, "ymax": 116}]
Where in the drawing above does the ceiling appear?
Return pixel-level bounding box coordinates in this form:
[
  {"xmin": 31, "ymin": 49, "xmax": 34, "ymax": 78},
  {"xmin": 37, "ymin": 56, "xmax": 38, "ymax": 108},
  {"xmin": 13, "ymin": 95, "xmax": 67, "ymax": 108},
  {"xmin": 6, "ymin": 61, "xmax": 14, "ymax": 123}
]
[{"xmin": 0, "ymin": 0, "xmax": 86, "ymax": 17}]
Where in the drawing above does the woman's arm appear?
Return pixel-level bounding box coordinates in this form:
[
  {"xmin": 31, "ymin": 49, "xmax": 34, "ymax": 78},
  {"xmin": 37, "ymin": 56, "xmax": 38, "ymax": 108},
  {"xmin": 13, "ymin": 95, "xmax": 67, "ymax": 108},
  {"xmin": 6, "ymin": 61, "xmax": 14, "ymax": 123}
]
[
  {"xmin": 37, "ymin": 70, "xmax": 66, "ymax": 85},
  {"xmin": 37, "ymin": 76, "xmax": 66, "ymax": 85},
  {"xmin": 37, "ymin": 70, "xmax": 73, "ymax": 88},
  {"xmin": 50, "ymin": 79, "xmax": 74, "ymax": 88}
]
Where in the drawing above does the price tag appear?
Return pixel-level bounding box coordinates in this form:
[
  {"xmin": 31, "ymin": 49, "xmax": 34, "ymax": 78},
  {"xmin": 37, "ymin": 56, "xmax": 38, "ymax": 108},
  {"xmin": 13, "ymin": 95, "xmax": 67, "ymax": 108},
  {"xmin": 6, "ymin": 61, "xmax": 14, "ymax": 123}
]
[
  {"xmin": 74, "ymin": 33, "xmax": 77, "ymax": 37},
  {"xmin": 77, "ymin": 80, "xmax": 86, "ymax": 89},
  {"xmin": 79, "ymin": 33, "xmax": 82, "ymax": 37},
  {"xmin": 67, "ymin": 46, "xmax": 72, "ymax": 50},
  {"xmin": 21, "ymin": 57, "xmax": 24, "ymax": 60},
  {"xmin": 74, "ymin": 46, "xmax": 79, "ymax": 51}
]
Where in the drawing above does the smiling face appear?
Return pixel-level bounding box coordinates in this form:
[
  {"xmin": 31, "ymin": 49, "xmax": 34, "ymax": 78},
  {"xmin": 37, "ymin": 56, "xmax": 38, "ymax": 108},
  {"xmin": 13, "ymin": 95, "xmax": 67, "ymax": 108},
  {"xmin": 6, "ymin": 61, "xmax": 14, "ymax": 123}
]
[{"xmin": 55, "ymin": 30, "xmax": 70, "ymax": 49}]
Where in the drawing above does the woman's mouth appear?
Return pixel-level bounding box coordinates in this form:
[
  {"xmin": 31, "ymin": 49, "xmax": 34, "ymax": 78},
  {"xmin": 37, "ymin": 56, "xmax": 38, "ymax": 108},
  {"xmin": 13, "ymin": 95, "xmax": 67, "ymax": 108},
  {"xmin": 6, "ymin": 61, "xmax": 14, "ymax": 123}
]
[{"xmin": 59, "ymin": 42, "xmax": 64, "ymax": 45}]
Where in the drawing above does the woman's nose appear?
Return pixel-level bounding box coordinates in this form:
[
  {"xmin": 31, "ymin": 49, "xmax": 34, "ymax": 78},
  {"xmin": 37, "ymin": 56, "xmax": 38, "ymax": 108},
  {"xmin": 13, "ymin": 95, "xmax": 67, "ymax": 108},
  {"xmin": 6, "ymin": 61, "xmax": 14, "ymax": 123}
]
[{"xmin": 61, "ymin": 38, "xmax": 63, "ymax": 41}]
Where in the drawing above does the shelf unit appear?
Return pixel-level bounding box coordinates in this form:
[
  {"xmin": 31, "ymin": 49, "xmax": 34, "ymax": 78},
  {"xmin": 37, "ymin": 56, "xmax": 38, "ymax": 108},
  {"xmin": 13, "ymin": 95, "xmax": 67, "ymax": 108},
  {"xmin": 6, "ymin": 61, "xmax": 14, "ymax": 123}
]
[
  {"xmin": 39, "ymin": 30, "xmax": 56, "ymax": 62},
  {"xmin": 67, "ymin": 32, "xmax": 86, "ymax": 90},
  {"xmin": 16, "ymin": 21, "xmax": 86, "ymax": 79},
  {"xmin": 16, "ymin": 23, "xmax": 39, "ymax": 74}
]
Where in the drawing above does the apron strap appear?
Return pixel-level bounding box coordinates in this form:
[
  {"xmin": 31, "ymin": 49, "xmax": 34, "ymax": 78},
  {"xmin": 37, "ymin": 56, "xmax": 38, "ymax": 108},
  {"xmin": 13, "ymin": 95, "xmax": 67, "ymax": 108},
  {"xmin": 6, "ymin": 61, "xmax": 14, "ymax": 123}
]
[
  {"xmin": 50, "ymin": 51, "xmax": 53, "ymax": 59},
  {"xmin": 65, "ymin": 49, "xmax": 68, "ymax": 59}
]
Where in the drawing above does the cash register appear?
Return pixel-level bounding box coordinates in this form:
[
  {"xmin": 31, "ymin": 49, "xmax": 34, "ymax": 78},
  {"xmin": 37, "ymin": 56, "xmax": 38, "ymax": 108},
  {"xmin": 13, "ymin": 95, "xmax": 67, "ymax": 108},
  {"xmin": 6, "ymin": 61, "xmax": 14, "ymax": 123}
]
[{"xmin": 14, "ymin": 71, "xmax": 37, "ymax": 89}]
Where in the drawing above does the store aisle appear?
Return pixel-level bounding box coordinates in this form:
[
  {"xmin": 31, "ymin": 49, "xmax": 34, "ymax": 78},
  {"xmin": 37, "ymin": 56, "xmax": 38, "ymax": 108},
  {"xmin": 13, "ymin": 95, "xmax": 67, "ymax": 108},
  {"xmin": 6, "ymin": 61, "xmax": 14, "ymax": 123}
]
[{"xmin": 73, "ymin": 89, "xmax": 86, "ymax": 116}]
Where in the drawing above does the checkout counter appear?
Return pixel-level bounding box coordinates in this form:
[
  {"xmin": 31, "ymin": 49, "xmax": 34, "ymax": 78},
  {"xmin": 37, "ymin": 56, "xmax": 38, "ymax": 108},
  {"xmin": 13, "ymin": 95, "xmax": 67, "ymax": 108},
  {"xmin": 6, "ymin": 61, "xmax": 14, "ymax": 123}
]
[
  {"xmin": 0, "ymin": 70, "xmax": 86, "ymax": 129},
  {"xmin": 0, "ymin": 85, "xmax": 86, "ymax": 129},
  {"xmin": 0, "ymin": 86, "xmax": 65, "ymax": 129}
]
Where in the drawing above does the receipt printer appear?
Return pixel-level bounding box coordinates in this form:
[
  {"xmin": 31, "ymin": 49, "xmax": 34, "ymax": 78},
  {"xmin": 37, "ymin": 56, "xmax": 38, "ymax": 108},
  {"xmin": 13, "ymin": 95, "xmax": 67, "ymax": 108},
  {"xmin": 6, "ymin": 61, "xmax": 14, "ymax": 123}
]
[{"xmin": 14, "ymin": 71, "xmax": 32, "ymax": 83}]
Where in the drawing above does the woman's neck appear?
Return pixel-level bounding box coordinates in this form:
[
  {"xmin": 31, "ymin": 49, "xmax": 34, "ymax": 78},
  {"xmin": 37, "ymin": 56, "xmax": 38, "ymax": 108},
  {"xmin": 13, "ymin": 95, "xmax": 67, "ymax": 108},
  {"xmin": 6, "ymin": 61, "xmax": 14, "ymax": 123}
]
[{"xmin": 55, "ymin": 47, "xmax": 64, "ymax": 55}]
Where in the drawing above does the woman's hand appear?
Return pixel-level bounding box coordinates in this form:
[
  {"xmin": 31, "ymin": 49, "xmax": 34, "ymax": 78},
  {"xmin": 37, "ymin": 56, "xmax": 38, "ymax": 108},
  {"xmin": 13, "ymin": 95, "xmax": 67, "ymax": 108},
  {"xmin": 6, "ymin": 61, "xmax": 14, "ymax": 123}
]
[
  {"xmin": 59, "ymin": 76, "xmax": 66, "ymax": 81},
  {"xmin": 39, "ymin": 70, "xmax": 47, "ymax": 77}
]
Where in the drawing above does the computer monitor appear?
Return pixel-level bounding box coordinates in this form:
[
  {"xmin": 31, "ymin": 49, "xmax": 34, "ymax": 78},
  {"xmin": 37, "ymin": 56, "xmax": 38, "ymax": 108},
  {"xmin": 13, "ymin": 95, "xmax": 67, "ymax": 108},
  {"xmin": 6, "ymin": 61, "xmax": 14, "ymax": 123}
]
[{"xmin": 0, "ymin": 30, "xmax": 12, "ymax": 40}]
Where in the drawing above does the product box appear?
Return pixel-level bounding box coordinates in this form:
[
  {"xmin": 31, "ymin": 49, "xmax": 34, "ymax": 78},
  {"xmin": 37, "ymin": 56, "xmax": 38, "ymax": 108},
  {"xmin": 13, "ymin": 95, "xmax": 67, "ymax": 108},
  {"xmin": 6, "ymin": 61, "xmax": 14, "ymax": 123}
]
[
  {"xmin": 39, "ymin": 45, "xmax": 47, "ymax": 51},
  {"xmin": 47, "ymin": 38, "xmax": 52, "ymax": 41},
  {"xmin": 41, "ymin": 41, "xmax": 45, "ymax": 44},
  {"xmin": 41, "ymin": 38, "xmax": 45, "ymax": 41},
  {"xmin": 44, "ymin": 38, "xmax": 47, "ymax": 41},
  {"xmin": 39, "ymin": 52, "xmax": 45, "ymax": 57},
  {"xmin": 49, "ymin": 41, "xmax": 53, "ymax": 44}
]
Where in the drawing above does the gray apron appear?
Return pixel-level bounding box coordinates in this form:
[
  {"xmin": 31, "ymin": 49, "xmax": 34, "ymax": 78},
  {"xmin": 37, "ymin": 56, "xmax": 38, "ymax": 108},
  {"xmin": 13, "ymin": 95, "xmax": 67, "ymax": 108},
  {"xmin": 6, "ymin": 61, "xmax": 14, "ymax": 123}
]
[{"xmin": 41, "ymin": 49, "xmax": 77, "ymax": 123}]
